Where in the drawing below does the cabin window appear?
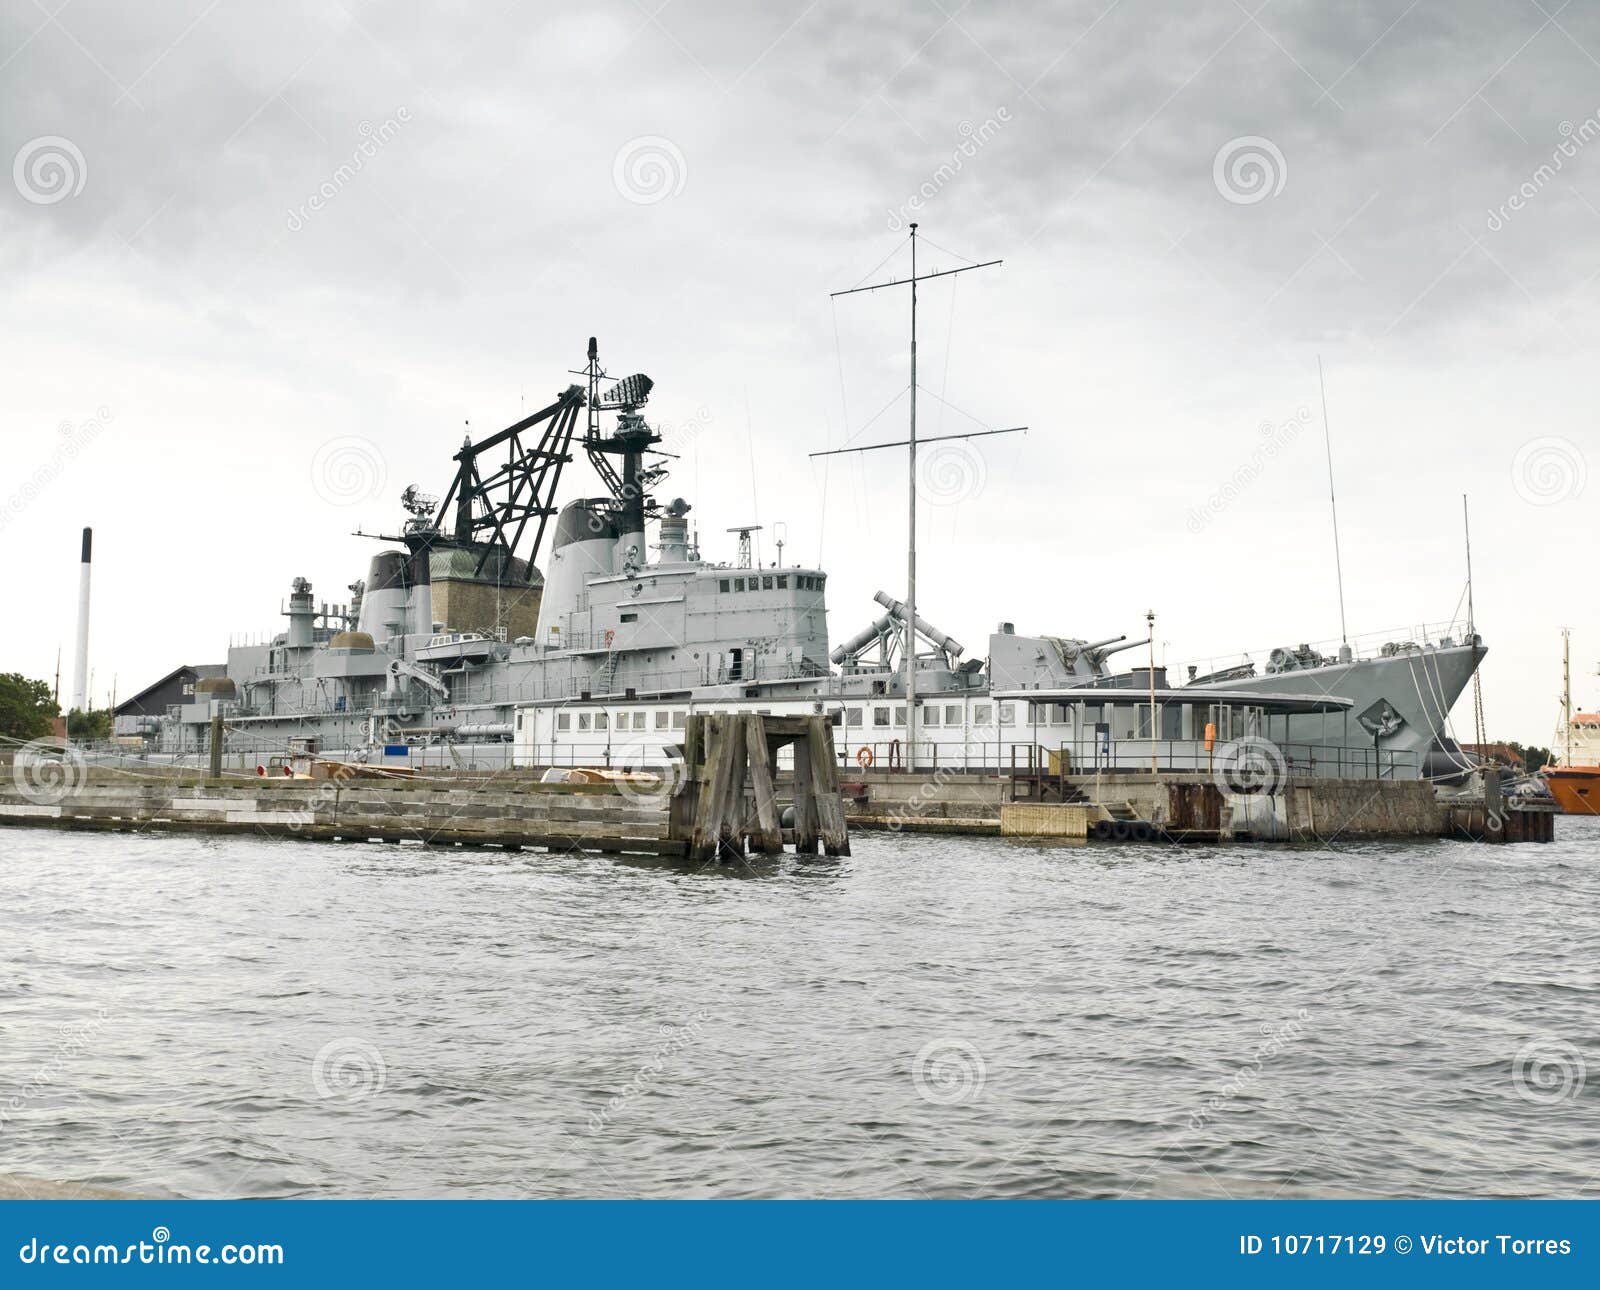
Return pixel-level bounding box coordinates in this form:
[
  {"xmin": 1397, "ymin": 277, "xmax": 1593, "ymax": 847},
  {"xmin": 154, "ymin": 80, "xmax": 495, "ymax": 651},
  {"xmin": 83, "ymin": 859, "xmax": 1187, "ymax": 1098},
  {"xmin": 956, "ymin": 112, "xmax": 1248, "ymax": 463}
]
[
  {"xmin": 595, "ymin": 712, "xmax": 608, "ymax": 730},
  {"xmin": 873, "ymin": 706, "xmax": 891, "ymax": 727},
  {"xmin": 777, "ymin": 575, "xmax": 788, "ymax": 589},
  {"xmin": 734, "ymin": 578, "xmax": 745, "ymax": 592},
  {"xmin": 894, "ymin": 706, "xmax": 906, "ymax": 726},
  {"xmin": 923, "ymin": 706, "xmax": 940, "ymax": 727},
  {"xmin": 672, "ymin": 711, "xmax": 687, "ymax": 729},
  {"xmin": 719, "ymin": 579, "xmax": 729, "ymax": 593},
  {"xmin": 557, "ymin": 713, "xmax": 571, "ymax": 731},
  {"xmin": 620, "ymin": 612, "xmax": 638, "ymax": 623},
  {"xmin": 758, "ymin": 576, "xmax": 769, "ymax": 589},
  {"xmin": 829, "ymin": 711, "xmax": 842, "ymax": 726},
  {"xmin": 655, "ymin": 711, "xmax": 670, "ymax": 729},
  {"xmin": 845, "ymin": 707, "xmax": 862, "ymax": 726},
  {"xmin": 945, "ymin": 704, "xmax": 961, "ymax": 725},
  {"xmin": 747, "ymin": 579, "xmax": 759, "ymax": 593},
  {"xmin": 998, "ymin": 703, "xmax": 1014, "ymax": 726},
  {"xmin": 578, "ymin": 713, "xmax": 590, "ymax": 731},
  {"xmin": 632, "ymin": 712, "xmax": 647, "ymax": 730},
  {"xmin": 974, "ymin": 703, "xmax": 992, "ymax": 725}
]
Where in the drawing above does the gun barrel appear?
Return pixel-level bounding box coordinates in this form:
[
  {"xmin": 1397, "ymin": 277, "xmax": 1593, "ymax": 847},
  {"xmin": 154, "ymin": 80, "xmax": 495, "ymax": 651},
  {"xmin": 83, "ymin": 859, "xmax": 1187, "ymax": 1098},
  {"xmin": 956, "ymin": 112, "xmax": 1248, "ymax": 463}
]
[{"xmin": 1097, "ymin": 635, "xmax": 1152, "ymax": 659}]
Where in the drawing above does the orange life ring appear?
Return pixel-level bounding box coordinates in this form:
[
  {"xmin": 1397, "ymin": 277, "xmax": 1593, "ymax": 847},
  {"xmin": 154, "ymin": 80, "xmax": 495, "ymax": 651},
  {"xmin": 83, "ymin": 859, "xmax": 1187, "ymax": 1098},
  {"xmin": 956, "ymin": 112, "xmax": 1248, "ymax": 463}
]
[
  {"xmin": 604, "ymin": 628, "xmax": 615, "ymax": 648},
  {"xmin": 855, "ymin": 746, "xmax": 874, "ymax": 769}
]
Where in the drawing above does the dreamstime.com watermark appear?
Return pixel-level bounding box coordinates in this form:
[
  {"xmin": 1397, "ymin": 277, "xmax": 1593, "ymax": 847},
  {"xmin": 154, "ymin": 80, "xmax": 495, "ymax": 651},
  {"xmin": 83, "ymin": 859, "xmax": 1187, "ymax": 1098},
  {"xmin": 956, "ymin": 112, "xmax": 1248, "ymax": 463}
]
[
  {"xmin": 1186, "ymin": 407, "xmax": 1310, "ymax": 532},
  {"xmin": 0, "ymin": 1009, "xmax": 109, "ymax": 1130},
  {"xmin": 1213, "ymin": 136, "xmax": 1287, "ymax": 205},
  {"xmin": 917, "ymin": 440, "xmax": 988, "ymax": 506},
  {"xmin": 612, "ymin": 136, "xmax": 688, "ymax": 205},
  {"xmin": 1511, "ymin": 1036, "xmax": 1586, "ymax": 1105},
  {"xmin": 12, "ymin": 135, "xmax": 87, "ymax": 205},
  {"xmin": 1, "ymin": 408, "xmax": 112, "ymax": 532},
  {"xmin": 913, "ymin": 1038, "xmax": 987, "ymax": 1105},
  {"xmin": 311, "ymin": 1037, "xmax": 387, "ymax": 1102},
  {"xmin": 1189, "ymin": 1009, "xmax": 1311, "ymax": 1131},
  {"xmin": 18, "ymin": 1228, "xmax": 283, "ymax": 1267},
  {"xmin": 285, "ymin": 109, "xmax": 411, "ymax": 231},
  {"xmin": 588, "ymin": 1011, "xmax": 709, "ymax": 1133},
  {"xmin": 887, "ymin": 108, "xmax": 1012, "ymax": 232},
  {"xmin": 10, "ymin": 739, "xmax": 89, "ymax": 806},
  {"xmin": 1486, "ymin": 112, "xmax": 1600, "ymax": 232},
  {"xmin": 1509, "ymin": 434, "xmax": 1586, "ymax": 506}
]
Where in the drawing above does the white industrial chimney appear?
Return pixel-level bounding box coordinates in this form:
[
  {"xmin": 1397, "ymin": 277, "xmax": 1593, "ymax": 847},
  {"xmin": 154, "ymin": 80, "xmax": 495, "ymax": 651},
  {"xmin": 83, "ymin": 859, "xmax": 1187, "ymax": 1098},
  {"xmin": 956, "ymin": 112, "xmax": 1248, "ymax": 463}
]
[{"xmin": 71, "ymin": 527, "xmax": 91, "ymax": 713}]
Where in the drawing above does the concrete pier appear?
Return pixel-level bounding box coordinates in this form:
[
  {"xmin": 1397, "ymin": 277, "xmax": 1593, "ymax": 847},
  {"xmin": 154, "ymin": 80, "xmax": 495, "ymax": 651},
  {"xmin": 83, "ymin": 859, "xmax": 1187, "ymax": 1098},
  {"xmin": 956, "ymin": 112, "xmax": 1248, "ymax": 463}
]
[{"xmin": 839, "ymin": 768, "xmax": 1555, "ymax": 844}]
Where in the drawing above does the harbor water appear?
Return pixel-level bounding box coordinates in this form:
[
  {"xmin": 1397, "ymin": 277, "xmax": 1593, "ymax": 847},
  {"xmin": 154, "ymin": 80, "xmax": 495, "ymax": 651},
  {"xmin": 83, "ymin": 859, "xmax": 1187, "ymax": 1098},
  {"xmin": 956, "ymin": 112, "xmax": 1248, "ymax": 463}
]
[{"xmin": 2, "ymin": 821, "xmax": 1596, "ymax": 1199}]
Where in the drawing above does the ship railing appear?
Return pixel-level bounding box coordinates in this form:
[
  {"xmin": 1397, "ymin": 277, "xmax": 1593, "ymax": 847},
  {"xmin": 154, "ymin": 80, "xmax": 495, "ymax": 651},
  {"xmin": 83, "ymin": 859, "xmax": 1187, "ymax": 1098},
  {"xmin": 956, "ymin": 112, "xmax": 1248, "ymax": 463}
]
[
  {"xmin": 827, "ymin": 738, "xmax": 1419, "ymax": 780},
  {"xmin": 1173, "ymin": 618, "xmax": 1480, "ymax": 682}
]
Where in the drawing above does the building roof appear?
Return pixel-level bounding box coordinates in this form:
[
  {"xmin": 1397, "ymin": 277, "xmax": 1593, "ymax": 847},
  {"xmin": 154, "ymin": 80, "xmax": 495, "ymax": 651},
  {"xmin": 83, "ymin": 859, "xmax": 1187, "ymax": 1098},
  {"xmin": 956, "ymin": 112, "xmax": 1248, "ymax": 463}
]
[{"xmin": 113, "ymin": 663, "xmax": 226, "ymax": 716}]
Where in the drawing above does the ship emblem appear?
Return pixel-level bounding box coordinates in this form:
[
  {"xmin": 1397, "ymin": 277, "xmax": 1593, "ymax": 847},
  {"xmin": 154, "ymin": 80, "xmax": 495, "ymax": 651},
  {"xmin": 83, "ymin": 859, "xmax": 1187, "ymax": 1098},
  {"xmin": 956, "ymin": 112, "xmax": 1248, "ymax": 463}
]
[{"xmin": 1357, "ymin": 698, "xmax": 1406, "ymax": 739}]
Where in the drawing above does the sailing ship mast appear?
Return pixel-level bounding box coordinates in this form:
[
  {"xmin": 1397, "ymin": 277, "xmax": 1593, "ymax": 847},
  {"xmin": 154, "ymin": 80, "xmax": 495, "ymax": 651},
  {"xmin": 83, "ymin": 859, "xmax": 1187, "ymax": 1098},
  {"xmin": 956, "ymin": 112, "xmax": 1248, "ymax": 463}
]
[{"xmin": 815, "ymin": 227, "xmax": 1022, "ymax": 770}]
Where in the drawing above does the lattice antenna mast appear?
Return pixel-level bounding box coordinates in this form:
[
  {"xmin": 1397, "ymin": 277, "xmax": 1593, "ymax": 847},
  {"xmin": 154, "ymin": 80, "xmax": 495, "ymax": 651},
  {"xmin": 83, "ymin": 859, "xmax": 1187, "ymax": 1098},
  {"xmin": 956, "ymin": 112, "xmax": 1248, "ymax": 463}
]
[{"xmin": 432, "ymin": 380, "xmax": 586, "ymax": 580}]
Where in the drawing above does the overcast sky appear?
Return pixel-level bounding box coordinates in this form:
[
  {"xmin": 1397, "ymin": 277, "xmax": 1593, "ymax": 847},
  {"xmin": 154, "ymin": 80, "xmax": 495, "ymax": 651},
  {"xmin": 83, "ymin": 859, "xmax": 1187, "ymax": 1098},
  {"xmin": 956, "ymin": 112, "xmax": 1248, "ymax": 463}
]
[{"xmin": 2, "ymin": 0, "xmax": 1596, "ymax": 740}]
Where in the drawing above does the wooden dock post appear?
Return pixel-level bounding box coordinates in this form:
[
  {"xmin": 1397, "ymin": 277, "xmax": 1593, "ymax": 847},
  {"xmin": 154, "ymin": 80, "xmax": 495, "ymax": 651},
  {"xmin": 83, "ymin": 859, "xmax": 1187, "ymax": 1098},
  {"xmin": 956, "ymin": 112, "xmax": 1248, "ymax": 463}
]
[
  {"xmin": 208, "ymin": 713, "xmax": 224, "ymax": 781},
  {"xmin": 673, "ymin": 713, "xmax": 851, "ymax": 861}
]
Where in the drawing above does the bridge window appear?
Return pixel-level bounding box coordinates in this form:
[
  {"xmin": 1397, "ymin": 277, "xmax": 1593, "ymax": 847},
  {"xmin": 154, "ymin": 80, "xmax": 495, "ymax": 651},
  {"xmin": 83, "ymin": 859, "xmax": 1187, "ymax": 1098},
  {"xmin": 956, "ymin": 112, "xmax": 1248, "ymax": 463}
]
[
  {"xmin": 777, "ymin": 575, "xmax": 788, "ymax": 589},
  {"xmin": 734, "ymin": 578, "xmax": 744, "ymax": 592},
  {"xmin": 577, "ymin": 713, "xmax": 590, "ymax": 731},
  {"xmin": 595, "ymin": 712, "xmax": 608, "ymax": 730},
  {"xmin": 873, "ymin": 706, "xmax": 891, "ymax": 727},
  {"xmin": 672, "ymin": 710, "xmax": 687, "ymax": 729},
  {"xmin": 945, "ymin": 704, "xmax": 961, "ymax": 725},
  {"xmin": 719, "ymin": 579, "xmax": 729, "ymax": 593},
  {"xmin": 557, "ymin": 713, "xmax": 571, "ymax": 731},
  {"xmin": 998, "ymin": 703, "xmax": 1014, "ymax": 726},
  {"xmin": 895, "ymin": 706, "xmax": 906, "ymax": 726},
  {"xmin": 620, "ymin": 612, "xmax": 638, "ymax": 623},
  {"xmin": 655, "ymin": 711, "xmax": 669, "ymax": 729},
  {"xmin": 845, "ymin": 707, "xmax": 862, "ymax": 726},
  {"xmin": 762, "ymin": 575, "xmax": 773, "ymax": 590},
  {"xmin": 923, "ymin": 706, "xmax": 941, "ymax": 727}
]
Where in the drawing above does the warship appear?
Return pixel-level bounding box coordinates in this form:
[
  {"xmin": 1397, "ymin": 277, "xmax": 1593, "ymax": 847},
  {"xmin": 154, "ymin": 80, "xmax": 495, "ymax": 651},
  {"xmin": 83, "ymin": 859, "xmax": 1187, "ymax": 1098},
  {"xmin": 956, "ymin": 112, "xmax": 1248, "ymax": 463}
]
[{"xmin": 113, "ymin": 337, "xmax": 1485, "ymax": 783}]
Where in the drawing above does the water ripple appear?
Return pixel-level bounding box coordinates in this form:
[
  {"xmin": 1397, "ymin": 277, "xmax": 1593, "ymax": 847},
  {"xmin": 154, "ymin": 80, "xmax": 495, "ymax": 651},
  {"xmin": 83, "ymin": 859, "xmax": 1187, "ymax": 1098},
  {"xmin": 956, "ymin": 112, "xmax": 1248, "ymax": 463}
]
[{"xmin": 0, "ymin": 820, "xmax": 1596, "ymax": 1198}]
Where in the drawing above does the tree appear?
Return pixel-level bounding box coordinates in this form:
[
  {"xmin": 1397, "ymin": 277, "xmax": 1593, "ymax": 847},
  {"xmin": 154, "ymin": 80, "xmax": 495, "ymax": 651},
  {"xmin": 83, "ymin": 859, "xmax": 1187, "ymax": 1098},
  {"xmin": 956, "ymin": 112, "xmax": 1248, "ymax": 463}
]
[
  {"xmin": 1506, "ymin": 741, "xmax": 1553, "ymax": 773},
  {"xmin": 67, "ymin": 708, "xmax": 111, "ymax": 741},
  {"xmin": 0, "ymin": 673, "xmax": 59, "ymax": 741}
]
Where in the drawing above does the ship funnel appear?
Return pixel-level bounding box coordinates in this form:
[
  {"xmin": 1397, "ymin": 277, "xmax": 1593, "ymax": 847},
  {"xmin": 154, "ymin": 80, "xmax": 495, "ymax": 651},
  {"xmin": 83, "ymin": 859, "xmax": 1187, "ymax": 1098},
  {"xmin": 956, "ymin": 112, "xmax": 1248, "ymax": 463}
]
[
  {"xmin": 872, "ymin": 591, "xmax": 963, "ymax": 657},
  {"xmin": 71, "ymin": 527, "xmax": 91, "ymax": 713}
]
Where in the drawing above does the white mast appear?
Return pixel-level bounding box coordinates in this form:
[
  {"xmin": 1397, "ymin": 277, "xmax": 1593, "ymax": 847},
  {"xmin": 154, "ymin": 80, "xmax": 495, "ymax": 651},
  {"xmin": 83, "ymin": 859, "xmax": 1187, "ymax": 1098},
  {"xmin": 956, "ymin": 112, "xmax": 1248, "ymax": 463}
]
[
  {"xmin": 907, "ymin": 225, "xmax": 919, "ymax": 768},
  {"xmin": 820, "ymin": 229, "xmax": 1018, "ymax": 772},
  {"xmin": 1317, "ymin": 358, "xmax": 1349, "ymax": 650}
]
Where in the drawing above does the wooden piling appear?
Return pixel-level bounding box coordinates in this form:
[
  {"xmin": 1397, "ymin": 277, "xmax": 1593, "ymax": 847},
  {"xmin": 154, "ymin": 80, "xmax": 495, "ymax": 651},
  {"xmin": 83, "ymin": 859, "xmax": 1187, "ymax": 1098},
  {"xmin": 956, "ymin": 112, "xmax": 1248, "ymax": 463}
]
[{"xmin": 673, "ymin": 713, "xmax": 850, "ymax": 862}]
